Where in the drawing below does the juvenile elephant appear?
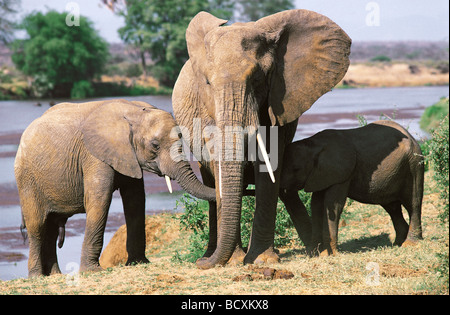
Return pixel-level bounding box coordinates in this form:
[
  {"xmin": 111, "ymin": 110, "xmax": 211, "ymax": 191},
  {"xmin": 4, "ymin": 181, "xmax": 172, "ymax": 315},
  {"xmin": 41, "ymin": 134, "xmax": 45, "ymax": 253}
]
[
  {"xmin": 280, "ymin": 120, "xmax": 424, "ymax": 256},
  {"xmin": 15, "ymin": 99, "xmax": 216, "ymax": 277}
]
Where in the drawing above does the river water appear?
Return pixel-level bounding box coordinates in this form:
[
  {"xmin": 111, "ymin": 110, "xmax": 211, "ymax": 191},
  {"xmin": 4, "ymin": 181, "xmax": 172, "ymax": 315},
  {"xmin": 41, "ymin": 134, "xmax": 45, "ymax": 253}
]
[{"xmin": 0, "ymin": 85, "xmax": 448, "ymax": 280}]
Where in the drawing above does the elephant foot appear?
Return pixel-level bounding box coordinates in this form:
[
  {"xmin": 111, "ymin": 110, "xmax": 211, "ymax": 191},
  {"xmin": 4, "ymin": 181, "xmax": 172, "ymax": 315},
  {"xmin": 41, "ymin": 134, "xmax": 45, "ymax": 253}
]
[
  {"xmin": 126, "ymin": 256, "xmax": 150, "ymax": 266},
  {"xmin": 227, "ymin": 247, "xmax": 246, "ymax": 266},
  {"xmin": 80, "ymin": 262, "xmax": 103, "ymax": 273},
  {"xmin": 196, "ymin": 257, "xmax": 224, "ymax": 269},
  {"xmin": 48, "ymin": 264, "xmax": 62, "ymax": 276},
  {"xmin": 200, "ymin": 245, "xmax": 216, "ymax": 260},
  {"xmin": 244, "ymin": 246, "xmax": 280, "ymax": 265}
]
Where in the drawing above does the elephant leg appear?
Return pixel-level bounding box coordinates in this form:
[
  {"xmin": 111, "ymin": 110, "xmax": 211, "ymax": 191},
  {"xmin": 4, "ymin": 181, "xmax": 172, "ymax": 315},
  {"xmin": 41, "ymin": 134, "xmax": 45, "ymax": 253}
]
[
  {"xmin": 382, "ymin": 201, "xmax": 409, "ymax": 246},
  {"xmin": 322, "ymin": 183, "xmax": 348, "ymax": 256},
  {"xmin": 198, "ymin": 163, "xmax": 217, "ymax": 258},
  {"xmin": 21, "ymin": 191, "xmax": 47, "ymax": 277},
  {"xmin": 401, "ymin": 177, "xmax": 424, "ymax": 245},
  {"xmin": 119, "ymin": 175, "xmax": 149, "ymax": 265},
  {"xmin": 244, "ymin": 129, "xmax": 285, "ymax": 265},
  {"xmin": 26, "ymin": 215, "xmax": 46, "ymax": 277},
  {"xmin": 42, "ymin": 216, "xmax": 62, "ymax": 276},
  {"xmin": 279, "ymin": 189, "xmax": 312, "ymax": 249},
  {"xmin": 310, "ymin": 191, "xmax": 325, "ymax": 256},
  {"xmin": 80, "ymin": 166, "xmax": 114, "ymax": 273}
]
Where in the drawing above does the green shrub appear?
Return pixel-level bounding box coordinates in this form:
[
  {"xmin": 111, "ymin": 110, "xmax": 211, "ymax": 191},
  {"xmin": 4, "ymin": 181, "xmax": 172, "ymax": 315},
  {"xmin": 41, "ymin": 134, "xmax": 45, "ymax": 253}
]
[
  {"xmin": 173, "ymin": 194, "xmax": 209, "ymax": 263},
  {"xmin": 428, "ymin": 115, "xmax": 449, "ymax": 223},
  {"xmin": 70, "ymin": 80, "xmax": 94, "ymax": 99},
  {"xmin": 420, "ymin": 97, "xmax": 449, "ymax": 133},
  {"xmin": 370, "ymin": 55, "xmax": 391, "ymax": 62}
]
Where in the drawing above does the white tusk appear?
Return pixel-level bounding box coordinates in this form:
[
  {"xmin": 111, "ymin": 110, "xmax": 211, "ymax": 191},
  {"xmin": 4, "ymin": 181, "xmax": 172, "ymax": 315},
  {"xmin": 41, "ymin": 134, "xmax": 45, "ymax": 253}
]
[
  {"xmin": 256, "ymin": 132, "xmax": 275, "ymax": 183},
  {"xmin": 165, "ymin": 175, "xmax": 173, "ymax": 193},
  {"xmin": 218, "ymin": 160, "xmax": 223, "ymax": 198}
]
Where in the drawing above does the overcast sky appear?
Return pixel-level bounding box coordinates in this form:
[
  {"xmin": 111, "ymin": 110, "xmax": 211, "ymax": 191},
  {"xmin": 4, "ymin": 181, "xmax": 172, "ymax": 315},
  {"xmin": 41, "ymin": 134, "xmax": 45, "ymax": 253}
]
[{"xmin": 18, "ymin": 0, "xmax": 450, "ymax": 43}]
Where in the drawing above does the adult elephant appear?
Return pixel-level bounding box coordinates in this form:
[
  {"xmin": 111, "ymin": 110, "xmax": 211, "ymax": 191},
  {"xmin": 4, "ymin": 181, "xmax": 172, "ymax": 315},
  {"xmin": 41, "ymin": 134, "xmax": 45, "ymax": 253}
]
[{"xmin": 172, "ymin": 10, "xmax": 351, "ymax": 268}]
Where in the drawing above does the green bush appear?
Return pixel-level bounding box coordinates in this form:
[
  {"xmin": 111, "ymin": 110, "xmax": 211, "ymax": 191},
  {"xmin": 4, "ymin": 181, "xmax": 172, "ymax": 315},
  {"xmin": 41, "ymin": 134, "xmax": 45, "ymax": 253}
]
[
  {"xmin": 370, "ymin": 55, "xmax": 392, "ymax": 62},
  {"xmin": 70, "ymin": 80, "xmax": 94, "ymax": 99},
  {"xmin": 428, "ymin": 115, "xmax": 449, "ymax": 223},
  {"xmin": 420, "ymin": 97, "xmax": 449, "ymax": 133}
]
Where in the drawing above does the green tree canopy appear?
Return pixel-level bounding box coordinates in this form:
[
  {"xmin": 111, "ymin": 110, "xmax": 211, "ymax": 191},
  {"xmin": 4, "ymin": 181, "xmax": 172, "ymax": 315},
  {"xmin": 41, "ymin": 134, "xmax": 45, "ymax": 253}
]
[
  {"xmin": 235, "ymin": 0, "xmax": 294, "ymax": 21},
  {"xmin": 11, "ymin": 10, "xmax": 109, "ymax": 97},
  {"xmin": 0, "ymin": 0, "xmax": 20, "ymax": 44},
  {"xmin": 115, "ymin": 0, "xmax": 234, "ymax": 87}
]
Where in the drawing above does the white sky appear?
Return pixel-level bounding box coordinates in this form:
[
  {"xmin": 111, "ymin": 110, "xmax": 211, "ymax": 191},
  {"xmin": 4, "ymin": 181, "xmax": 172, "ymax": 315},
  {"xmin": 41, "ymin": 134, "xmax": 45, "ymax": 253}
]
[{"xmin": 18, "ymin": 0, "xmax": 450, "ymax": 43}]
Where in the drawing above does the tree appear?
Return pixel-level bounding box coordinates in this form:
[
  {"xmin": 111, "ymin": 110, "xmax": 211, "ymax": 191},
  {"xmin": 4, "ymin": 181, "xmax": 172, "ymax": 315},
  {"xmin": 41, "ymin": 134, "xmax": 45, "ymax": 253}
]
[
  {"xmin": 109, "ymin": 0, "xmax": 233, "ymax": 87},
  {"xmin": 0, "ymin": 0, "xmax": 20, "ymax": 43},
  {"xmin": 11, "ymin": 11, "xmax": 109, "ymax": 97},
  {"xmin": 234, "ymin": 0, "xmax": 294, "ymax": 22}
]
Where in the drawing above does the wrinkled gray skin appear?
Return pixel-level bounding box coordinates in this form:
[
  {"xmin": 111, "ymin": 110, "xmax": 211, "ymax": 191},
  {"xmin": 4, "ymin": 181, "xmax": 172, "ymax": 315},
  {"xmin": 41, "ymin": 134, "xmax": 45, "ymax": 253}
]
[
  {"xmin": 173, "ymin": 10, "xmax": 351, "ymax": 268},
  {"xmin": 280, "ymin": 120, "xmax": 424, "ymax": 256},
  {"xmin": 15, "ymin": 100, "xmax": 216, "ymax": 277}
]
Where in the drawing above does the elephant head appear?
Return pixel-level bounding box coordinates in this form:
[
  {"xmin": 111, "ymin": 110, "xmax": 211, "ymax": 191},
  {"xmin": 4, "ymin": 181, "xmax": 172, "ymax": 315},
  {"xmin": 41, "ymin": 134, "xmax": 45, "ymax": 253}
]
[
  {"xmin": 81, "ymin": 100, "xmax": 216, "ymax": 201},
  {"xmin": 173, "ymin": 10, "xmax": 351, "ymax": 267},
  {"xmin": 280, "ymin": 131, "xmax": 357, "ymax": 193}
]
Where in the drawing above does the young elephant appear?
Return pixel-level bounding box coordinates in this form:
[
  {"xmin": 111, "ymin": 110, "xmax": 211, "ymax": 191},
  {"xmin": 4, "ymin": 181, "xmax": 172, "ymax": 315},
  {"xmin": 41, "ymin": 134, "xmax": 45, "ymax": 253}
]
[
  {"xmin": 280, "ymin": 120, "xmax": 424, "ymax": 256},
  {"xmin": 15, "ymin": 99, "xmax": 216, "ymax": 277}
]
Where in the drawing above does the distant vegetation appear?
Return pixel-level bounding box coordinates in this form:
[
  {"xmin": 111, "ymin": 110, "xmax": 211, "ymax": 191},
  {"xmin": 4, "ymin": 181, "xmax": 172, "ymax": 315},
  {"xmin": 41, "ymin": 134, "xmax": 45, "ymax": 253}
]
[
  {"xmin": 10, "ymin": 11, "xmax": 109, "ymax": 98},
  {"xmin": 350, "ymin": 41, "xmax": 449, "ymax": 62}
]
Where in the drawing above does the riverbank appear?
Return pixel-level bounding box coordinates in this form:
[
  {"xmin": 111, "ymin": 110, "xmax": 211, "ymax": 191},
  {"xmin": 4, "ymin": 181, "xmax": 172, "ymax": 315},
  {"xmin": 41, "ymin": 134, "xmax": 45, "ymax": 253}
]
[
  {"xmin": 338, "ymin": 62, "xmax": 449, "ymax": 88},
  {"xmin": 1, "ymin": 62, "xmax": 448, "ymax": 100}
]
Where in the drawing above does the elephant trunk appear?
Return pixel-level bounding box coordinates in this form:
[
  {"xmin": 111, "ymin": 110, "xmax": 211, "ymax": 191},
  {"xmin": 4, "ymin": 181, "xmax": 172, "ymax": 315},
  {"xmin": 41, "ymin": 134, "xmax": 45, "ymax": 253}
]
[
  {"xmin": 197, "ymin": 91, "xmax": 257, "ymax": 268},
  {"xmin": 169, "ymin": 160, "xmax": 216, "ymax": 201},
  {"xmin": 197, "ymin": 160, "xmax": 244, "ymax": 269}
]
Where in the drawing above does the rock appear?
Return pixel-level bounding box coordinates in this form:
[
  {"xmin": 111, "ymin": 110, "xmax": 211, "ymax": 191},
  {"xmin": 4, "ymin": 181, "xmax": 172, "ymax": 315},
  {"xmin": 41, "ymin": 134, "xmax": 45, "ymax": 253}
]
[{"xmin": 100, "ymin": 214, "xmax": 179, "ymax": 268}]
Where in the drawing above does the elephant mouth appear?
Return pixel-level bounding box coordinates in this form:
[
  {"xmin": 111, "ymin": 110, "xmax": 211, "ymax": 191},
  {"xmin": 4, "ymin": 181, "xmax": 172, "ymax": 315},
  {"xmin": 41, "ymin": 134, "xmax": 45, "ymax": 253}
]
[{"xmin": 143, "ymin": 162, "xmax": 163, "ymax": 176}]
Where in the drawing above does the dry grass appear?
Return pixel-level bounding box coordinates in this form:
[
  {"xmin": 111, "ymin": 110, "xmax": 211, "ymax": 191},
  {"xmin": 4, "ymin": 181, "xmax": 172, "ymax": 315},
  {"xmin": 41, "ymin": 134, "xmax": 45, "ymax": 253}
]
[
  {"xmin": 339, "ymin": 62, "xmax": 449, "ymax": 88},
  {"xmin": 1, "ymin": 173, "xmax": 448, "ymax": 295}
]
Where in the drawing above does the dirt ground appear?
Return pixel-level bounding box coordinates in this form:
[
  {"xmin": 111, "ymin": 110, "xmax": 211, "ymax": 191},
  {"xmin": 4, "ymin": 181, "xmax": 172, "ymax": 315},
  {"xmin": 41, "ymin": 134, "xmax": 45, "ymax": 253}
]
[{"xmin": 1, "ymin": 172, "xmax": 448, "ymax": 295}]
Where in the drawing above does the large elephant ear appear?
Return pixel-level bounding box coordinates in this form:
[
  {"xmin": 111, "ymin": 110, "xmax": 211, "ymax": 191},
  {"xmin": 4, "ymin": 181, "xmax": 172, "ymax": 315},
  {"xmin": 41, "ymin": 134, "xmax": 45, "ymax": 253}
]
[
  {"xmin": 81, "ymin": 100, "xmax": 143, "ymax": 179},
  {"xmin": 255, "ymin": 10, "xmax": 351, "ymax": 126},
  {"xmin": 304, "ymin": 131, "xmax": 356, "ymax": 192},
  {"xmin": 186, "ymin": 11, "xmax": 228, "ymax": 75}
]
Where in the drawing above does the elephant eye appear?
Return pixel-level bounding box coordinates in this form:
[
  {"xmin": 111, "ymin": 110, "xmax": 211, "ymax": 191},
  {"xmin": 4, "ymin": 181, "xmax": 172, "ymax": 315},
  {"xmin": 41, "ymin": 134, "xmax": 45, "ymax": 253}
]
[
  {"xmin": 205, "ymin": 78, "xmax": 210, "ymax": 85},
  {"xmin": 150, "ymin": 140, "xmax": 160, "ymax": 151}
]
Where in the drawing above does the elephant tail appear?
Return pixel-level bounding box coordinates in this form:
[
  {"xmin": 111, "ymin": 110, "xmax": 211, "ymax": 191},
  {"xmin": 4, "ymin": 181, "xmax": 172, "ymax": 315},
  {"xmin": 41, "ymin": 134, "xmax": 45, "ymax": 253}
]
[
  {"xmin": 57, "ymin": 219, "xmax": 67, "ymax": 249},
  {"xmin": 20, "ymin": 213, "xmax": 27, "ymax": 245}
]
